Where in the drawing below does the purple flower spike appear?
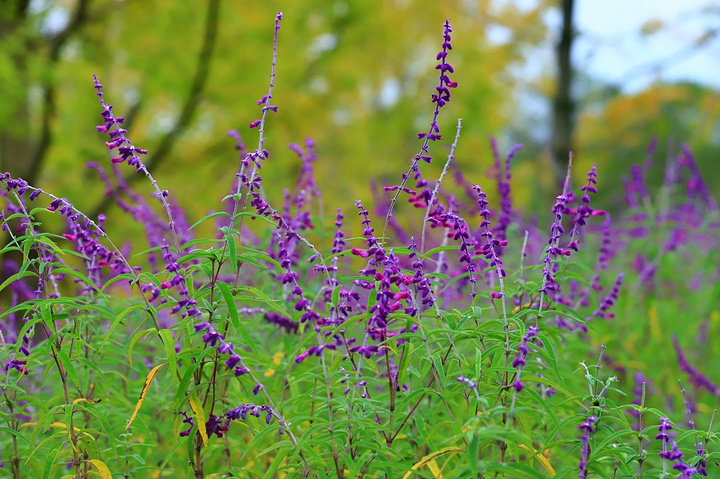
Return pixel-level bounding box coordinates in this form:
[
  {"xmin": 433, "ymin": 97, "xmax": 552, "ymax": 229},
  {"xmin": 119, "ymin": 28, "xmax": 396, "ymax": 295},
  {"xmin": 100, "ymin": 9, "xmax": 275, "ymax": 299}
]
[
  {"xmin": 489, "ymin": 138, "xmax": 522, "ymax": 252},
  {"xmin": 578, "ymin": 415, "xmax": 596, "ymax": 478},
  {"xmin": 472, "ymin": 185, "xmax": 508, "ymax": 281},
  {"xmin": 673, "ymin": 335, "xmax": 720, "ymax": 396},
  {"xmin": 656, "ymin": 417, "xmax": 698, "ymax": 476},
  {"xmin": 511, "ymin": 326, "xmax": 539, "ymax": 392},
  {"xmin": 436, "ymin": 212, "xmax": 476, "ymax": 297},
  {"xmin": 568, "ymin": 164, "xmax": 606, "ymax": 253},
  {"xmin": 540, "ymin": 194, "xmax": 572, "ymax": 295}
]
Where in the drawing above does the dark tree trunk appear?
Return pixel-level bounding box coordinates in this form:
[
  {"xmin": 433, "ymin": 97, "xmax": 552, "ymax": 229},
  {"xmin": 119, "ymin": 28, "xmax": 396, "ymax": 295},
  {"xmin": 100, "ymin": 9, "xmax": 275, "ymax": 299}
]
[{"xmin": 550, "ymin": 0, "xmax": 576, "ymax": 188}]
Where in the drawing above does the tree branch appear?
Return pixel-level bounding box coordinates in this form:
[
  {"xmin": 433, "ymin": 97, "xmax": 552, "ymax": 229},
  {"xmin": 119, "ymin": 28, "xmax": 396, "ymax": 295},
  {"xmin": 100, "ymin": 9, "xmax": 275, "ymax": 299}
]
[
  {"xmin": 26, "ymin": 0, "xmax": 91, "ymax": 186},
  {"xmin": 549, "ymin": 0, "xmax": 576, "ymax": 188},
  {"xmin": 89, "ymin": 0, "xmax": 221, "ymax": 220}
]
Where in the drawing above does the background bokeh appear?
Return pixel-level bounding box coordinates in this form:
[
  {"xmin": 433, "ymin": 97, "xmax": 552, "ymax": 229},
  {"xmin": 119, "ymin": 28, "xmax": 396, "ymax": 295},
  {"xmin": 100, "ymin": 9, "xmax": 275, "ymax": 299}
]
[{"xmin": 1, "ymin": 0, "xmax": 718, "ymax": 243}]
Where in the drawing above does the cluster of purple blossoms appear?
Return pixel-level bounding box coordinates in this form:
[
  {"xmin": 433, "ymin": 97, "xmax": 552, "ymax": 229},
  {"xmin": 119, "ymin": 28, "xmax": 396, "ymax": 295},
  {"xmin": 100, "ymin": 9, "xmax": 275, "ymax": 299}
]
[
  {"xmin": 694, "ymin": 442, "xmax": 709, "ymax": 476},
  {"xmin": 160, "ymin": 243, "xmax": 252, "ymax": 377},
  {"xmin": 540, "ymin": 194, "xmax": 572, "ymax": 295},
  {"xmin": 489, "ymin": 138, "xmax": 523, "ymax": 253},
  {"xmin": 456, "ymin": 375, "xmax": 478, "ymax": 390},
  {"xmin": 622, "ymin": 163, "xmax": 650, "ymax": 209},
  {"xmin": 0, "ymin": 176, "xmax": 136, "ymax": 368},
  {"xmin": 417, "ymin": 19, "xmax": 457, "ymax": 144},
  {"xmin": 288, "ymin": 138, "xmax": 321, "ymax": 202},
  {"xmin": 320, "ymin": 209, "xmax": 357, "ymax": 321},
  {"xmin": 356, "ymin": 249, "xmax": 413, "ymax": 340},
  {"xmin": 408, "ymin": 238, "xmax": 437, "ymax": 312},
  {"xmin": 567, "ymin": 164, "xmax": 606, "ymax": 253},
  {"xmin": 678, "ymin": 144, "xmax": 718, "ymax": 212},
  {"xmin": 4, "ymin": 358, "xmax": 29, "ymax": 376},
  {"xmin": 275, "ymin": 233, "xmax": 320, "ymax": 325},
  {"xmin": 384, "ymin": 19, "xmax": 457, "ymax": 215},
  {"xmin": 263, "ymin": 311, "xmax": 299, "ymax": 333},
  {"xmin": 591, "ymin": 215, "xmax": 613, "ymax": 293},
  {"xmin": 161, "ymin": 245, "xmax": 199, "ymax": 318},
  {"xmin": 472, "ymin": 185, "xmax": 507, "ymax": 296},
  {"xmin": 434, "ymin": 212, "xmax": 476, "ymax": 296},
  {"xmin": 93, "ymin": 76, "xmax": 148, "ymax": 170},
  {"xmin": 657, "ymin": 417, "xmax": 700, "ymax": 477},
  {"xmin": 351, "ymin": 200, "xmax": 387, "ymax": 284},
  {"xmin": 276, "ymin": 231, "xmax": 342, "ymax": 364},
  {"xmin": 224, "ymin": 403, "xmax": 276, "ymax": 432},
  {"xmin": 672, "ymin": 336, "xmax": 720, "ymax": 396},
  {"xmin": 511, "ymin": 325, "xmax": 539, "ymax": 392},
  {"xmin": 294, "ymin": 343, "xmax": 338, "ymax": 364},
  {"xmin": 587, "ymin": 272, "xmax": 623, "ymax": 323},
  {"xmin": 177, "ymin": 403, "xmax": 276, "ymax": 440},
  {"xmin": 578, "ymin": 415, "xmax": 597, "ymax": 478},
  {"xmin": 248, "ymin": 12, "xmax": 283, "ymax": 129},
  {"xmin": 177, "ymin": 410, "xmax": 195, "ymax": 437},
  {"xmin": 331, "ymin": 209, "xmax": 346, "ymax": 255}
]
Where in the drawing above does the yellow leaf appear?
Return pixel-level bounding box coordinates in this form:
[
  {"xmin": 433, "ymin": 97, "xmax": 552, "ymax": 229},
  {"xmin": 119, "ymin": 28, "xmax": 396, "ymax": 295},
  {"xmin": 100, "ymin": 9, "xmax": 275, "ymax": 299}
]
[
  {"xmin": 24, "ymin": 421, "xmax": 81, "ymax": 433},
  {"xmin": 272, "ymin": 351, "xmax": 284, "ymax": 365},
  {"xmin": 511, "ymin": 303, "xmax": 534, "ymax": 314},
  {"xmin": 649, "ymin": 305, "xmax": 660, "ymax": 341},
  {"xmin": 126, "ymin": 363, "xmax": 167, "ymax": 430},
  {"xmin": 518, "ymin": 444, "xmax": 555, "ymax": 476},
  {"xmin": 73, "ymin": 398, "xmax": 101, "ymax": 405},
  {"xmin": 264, "ymin": 368, "xmax": 276, "ymax": 377},
  {"xmin": 426, "ymin": 459, "xmax": 442, "ymax": 478},
  {"xmin": 88, "ymin": 459, "xmax": 112, "ymax": 479},
  {"xmin": 188, "ymin": 391, "xmax": 209, "ymax": 447},
  {"xmin": 402, "ymin": 446, "xmax": 464, "ymax": 479}
]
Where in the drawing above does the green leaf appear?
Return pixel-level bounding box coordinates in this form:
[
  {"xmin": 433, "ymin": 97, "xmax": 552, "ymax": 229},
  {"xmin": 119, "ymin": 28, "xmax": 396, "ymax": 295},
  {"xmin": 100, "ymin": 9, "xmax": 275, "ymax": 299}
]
[
  {"xmin": 258, "ymin": 440, "xmax": 294, "ymax": 457},
  {"xmin": 432, "ymin": 355, "xmax": 446, "ymax": 386},
  {"xmin": 424, "ymin": 244, "xmax": 461, "ymax": 257},
  {"xmin": 98, "ymin": 304, "xmax": 145, "ymax": 352},
  {"xmin": 52, "ymin": 266, "xmax": 100, "ymax": 293},
  {"xmin": 189, "ymin": 211, "xmax": 231, "ymax": 230},
  {"xmin": 0, "ymin": 269, "xmax": 35, "ymax": 293},
  {"xmin": 57, "ymin": 350, "xmax": 80, "ymax": 390},
  {"xmin": 127, "ymin": 328, "xmax": 156, "ymax": 367},
  {"xmin": 226, "ymin": 230, "xmax": 238, "ymax": 274},
  {"xmin": 159, "ymin": 329, "xmax": 178, "ymax": 381},
  {"xmin": 100, "ymin": 273, "xmax": 136, "ymax": 292},
  {"xmin": 217, "ymin": 282, "xmax": 257, "ymax": 352},
  {"xmin": 397, "ymin": 342, "xmax": 414, "ymax": 389},
  {"xmin": 43, "ymin": 441, "xmax": 64, "ymax": 479}
]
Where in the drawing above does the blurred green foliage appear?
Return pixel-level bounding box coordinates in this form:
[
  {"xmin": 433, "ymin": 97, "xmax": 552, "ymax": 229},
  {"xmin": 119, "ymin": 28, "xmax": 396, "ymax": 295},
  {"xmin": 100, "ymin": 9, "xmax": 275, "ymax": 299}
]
[{"xmin": 1, "ymin": 0, "xmax": 718, "ymax": 244}]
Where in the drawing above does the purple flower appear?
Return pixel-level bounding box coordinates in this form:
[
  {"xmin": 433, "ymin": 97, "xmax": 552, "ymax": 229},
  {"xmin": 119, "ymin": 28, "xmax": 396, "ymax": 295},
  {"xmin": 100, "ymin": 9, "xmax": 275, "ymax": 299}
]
[
  {"xmin": 408, "ymin": 238, "xmax": 437, "ymax": 311},
  {"xmin": 382, "ymin": 19, "xmax": 459, "ymax": 224},
  {"xmin": 578, "ymin": 415, "xmax": 596, "ymax": 478},
  {"xmin": 488, "ymin": 138, "xmax": 522, "ymax": 253},
  {"xmin": 511, "ymin": 326, "xmax": 539, "ymax": 392},
  {"xmin": 673, "ymin": 335, "xmax": 720, "ymax": 396},
  {"xmin": 93, "ymin": 76, "xmax": 148, "ymax": 170},
  {"xmin": 456, "ymin": 375, "xmax": 477, "ymax": 390},
  {"xmin": 436, "ymin": 212, "xmax": 476, "ymax": 297},
  {"xmin": 540, "ymin": 194, "xmax": 572, "ymax": 295},
  {"xmin": 589, "ymin": 272, "xmax": 623, "ymax": 321},
  {"xmin": 656, "ymin": 417, "xmax": 698, "ymax": 476},
  {"xmin": 472, "ymin": 185, "xmax": 508, "ymax": 281}
]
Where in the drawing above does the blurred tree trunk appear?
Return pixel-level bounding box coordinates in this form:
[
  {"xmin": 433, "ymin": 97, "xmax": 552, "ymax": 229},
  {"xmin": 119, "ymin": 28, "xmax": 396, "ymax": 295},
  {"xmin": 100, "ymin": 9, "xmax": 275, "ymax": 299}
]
[{"xmin": 550, "ymin": 0, "xmax": 575, "ymax": 187}]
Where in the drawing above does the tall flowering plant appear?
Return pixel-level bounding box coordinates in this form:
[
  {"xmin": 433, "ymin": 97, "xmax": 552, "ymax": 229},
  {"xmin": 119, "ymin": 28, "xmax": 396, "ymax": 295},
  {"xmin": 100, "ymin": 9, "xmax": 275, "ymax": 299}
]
[{"xmin": 0, "ymin": 11, "xmax": 718, "ymax": 479}]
